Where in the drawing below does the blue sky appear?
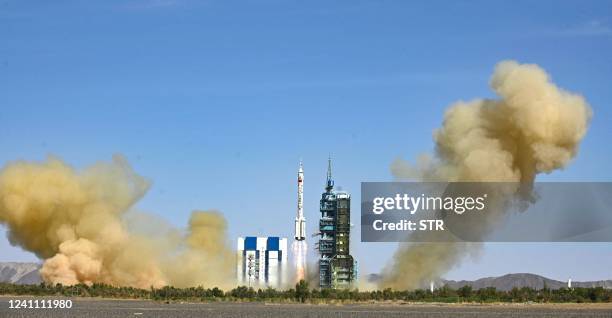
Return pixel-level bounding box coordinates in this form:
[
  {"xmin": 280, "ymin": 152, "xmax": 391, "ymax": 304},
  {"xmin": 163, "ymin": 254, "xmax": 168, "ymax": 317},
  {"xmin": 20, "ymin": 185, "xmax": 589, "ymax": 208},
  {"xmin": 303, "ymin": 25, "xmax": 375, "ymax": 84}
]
[{"xmin": 1, "ymin": 0, "xmax": 611, "ymax": 281}]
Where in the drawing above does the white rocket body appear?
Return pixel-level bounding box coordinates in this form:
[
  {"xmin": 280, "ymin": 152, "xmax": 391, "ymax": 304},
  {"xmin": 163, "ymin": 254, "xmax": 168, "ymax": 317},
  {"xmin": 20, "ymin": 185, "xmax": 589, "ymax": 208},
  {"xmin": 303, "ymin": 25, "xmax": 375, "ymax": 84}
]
[
  {"xmin": 294, "ymin": 161, "xmax": 306, "ymax": 241},
  {"xmin": 292, "ymin": 161, "xmax": 307, "ymax": 283}
]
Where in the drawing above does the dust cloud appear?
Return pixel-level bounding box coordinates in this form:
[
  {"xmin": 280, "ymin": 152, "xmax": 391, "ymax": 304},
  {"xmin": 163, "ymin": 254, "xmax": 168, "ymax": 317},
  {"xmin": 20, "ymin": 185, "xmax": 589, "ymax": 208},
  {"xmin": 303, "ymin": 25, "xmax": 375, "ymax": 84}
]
[
  {"xmin": 0, "ymin": 155, "xmax": 234, "ymax": 289},
  {"xmin": 381, "ymin": 60, "xmax": 592, "ymax": 290}
]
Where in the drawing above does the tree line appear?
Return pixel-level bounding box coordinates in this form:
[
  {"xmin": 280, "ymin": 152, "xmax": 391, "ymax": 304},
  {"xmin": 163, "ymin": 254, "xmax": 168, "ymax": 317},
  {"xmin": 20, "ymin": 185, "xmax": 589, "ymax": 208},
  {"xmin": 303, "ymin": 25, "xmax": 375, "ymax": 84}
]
[{"xmin": 1, "ymin": 280, "xmax": 610, "ymax": 303}]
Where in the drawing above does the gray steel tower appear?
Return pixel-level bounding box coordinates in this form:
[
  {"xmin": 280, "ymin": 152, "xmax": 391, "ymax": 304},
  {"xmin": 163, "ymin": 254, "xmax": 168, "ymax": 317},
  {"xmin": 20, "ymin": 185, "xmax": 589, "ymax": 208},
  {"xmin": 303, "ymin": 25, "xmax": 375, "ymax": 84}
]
[{"xmin": 318, "ymin": 157, "xmax": 355, "ymax": 289}]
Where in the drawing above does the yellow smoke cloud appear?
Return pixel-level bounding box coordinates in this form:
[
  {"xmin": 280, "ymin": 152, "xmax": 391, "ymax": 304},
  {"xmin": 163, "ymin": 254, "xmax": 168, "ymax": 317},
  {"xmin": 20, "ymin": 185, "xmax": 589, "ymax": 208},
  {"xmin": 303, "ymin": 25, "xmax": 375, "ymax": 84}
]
[
  {"xmin": 382, "ymin": 60, "xmax": 592, "ymax": 290},
  {"xmin": 0, "ymin": 155, "xmax": 233, "ymax": 289}
]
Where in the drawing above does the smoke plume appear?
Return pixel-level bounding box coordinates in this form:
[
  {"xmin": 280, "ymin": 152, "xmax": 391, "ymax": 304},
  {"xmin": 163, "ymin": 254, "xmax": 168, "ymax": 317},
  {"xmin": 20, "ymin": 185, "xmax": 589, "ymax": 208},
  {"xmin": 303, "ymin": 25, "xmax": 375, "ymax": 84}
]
[
  {"xmin": 380, "ymin": 60, "xmax": 592, "ymax": 290},
  {"xmin": 0, "ymin": 155, "xmax": 234, "ymax": 289}
]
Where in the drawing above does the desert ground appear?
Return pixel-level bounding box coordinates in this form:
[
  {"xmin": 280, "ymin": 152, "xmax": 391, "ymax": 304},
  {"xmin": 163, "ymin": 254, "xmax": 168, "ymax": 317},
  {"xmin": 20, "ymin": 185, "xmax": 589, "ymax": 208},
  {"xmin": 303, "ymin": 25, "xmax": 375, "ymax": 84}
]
[{"xmin": 1, "ymin": 296, "xmax": 612, "ymax": 318}]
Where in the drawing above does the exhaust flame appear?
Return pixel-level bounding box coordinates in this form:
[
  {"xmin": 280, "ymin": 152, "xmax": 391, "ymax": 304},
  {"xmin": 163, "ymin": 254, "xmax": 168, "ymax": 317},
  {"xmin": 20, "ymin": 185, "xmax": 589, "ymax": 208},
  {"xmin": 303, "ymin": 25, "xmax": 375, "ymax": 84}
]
[
  {"xmin": 380, "ymin": 60, "xmax": 592, "ymax": 290},
  {"xmin": 292, "ymin": 240, "xmax": 307, "ymax": 283}
]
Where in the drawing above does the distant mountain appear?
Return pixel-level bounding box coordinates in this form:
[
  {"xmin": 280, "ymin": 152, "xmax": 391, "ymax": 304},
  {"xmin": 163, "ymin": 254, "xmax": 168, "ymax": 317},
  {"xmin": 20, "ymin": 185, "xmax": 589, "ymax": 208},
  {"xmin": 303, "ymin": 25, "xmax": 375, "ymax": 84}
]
[
  {"xmin": 0, "ymin": 262, "xmax": 42, "ymax": 284},
  {"xmin": 443, "ymin": 273, "xmax": 612, "ymax": 291},
  {"xmin": 367, "ymin": 273, "xmax": 612, "ymax": 291}
]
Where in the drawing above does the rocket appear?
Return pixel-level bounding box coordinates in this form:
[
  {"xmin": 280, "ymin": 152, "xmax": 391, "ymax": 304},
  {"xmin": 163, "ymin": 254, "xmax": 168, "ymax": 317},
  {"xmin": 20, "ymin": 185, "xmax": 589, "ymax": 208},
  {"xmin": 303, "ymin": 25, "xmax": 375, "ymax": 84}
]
[
  {"xmin": 292, "ymin": 161, "xmax": 308, "ymax": 283},
  {"xmin": 294, "ymin": 160, "xmax": 306, "ymax": 241}
]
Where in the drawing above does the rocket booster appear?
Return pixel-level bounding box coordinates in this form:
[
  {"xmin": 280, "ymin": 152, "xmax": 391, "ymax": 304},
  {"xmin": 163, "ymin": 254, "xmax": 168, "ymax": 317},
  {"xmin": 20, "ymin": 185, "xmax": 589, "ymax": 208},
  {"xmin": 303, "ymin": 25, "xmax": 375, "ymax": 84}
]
[{"xmin": 294, "ymin": 161, "xmax": 306, "ymax": 241}]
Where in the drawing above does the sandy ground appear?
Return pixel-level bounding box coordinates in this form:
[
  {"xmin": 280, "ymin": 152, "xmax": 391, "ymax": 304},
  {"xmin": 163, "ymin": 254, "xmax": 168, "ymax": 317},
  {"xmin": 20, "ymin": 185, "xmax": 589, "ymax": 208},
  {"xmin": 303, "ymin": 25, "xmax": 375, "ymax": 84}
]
[{"xmin": 1, "ymin": 296, "xmax": 611, "ymax": 318}]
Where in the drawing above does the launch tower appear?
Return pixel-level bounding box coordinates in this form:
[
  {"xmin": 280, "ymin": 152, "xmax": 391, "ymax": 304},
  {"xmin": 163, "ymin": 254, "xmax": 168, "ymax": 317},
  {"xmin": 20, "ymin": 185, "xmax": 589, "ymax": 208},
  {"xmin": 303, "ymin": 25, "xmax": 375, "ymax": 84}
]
[{"xmin": 318, "ymin": 157, "xmax": 356, "ymax": 289}]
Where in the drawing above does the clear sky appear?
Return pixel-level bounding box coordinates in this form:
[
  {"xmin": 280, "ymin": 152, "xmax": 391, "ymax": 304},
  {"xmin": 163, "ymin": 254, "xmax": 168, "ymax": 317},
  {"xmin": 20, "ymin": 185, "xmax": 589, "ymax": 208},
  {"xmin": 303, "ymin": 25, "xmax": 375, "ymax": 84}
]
[{"xmin": 1, "ymin": 0, "xmax": 611, "ymax": 281}]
